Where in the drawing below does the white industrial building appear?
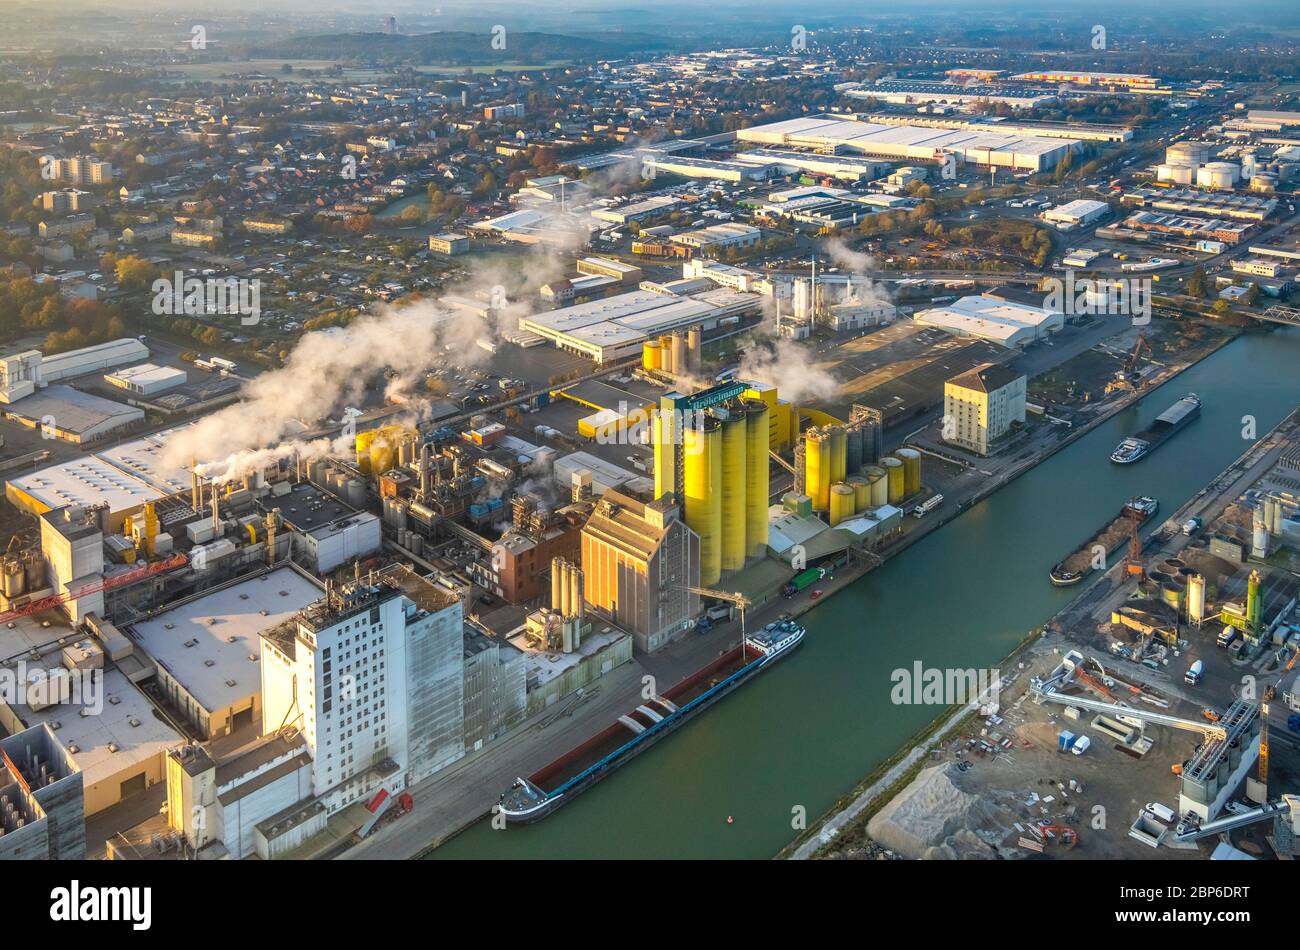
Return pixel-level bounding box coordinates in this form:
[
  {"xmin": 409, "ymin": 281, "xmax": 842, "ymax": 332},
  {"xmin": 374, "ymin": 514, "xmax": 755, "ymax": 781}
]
[
  {"xmin": 8, "ymin": 456, "xmax": 164, "ymax": 529},
  {"xmin": 519, "ymin": 287, "xmax": 763, "ymax": 363},
  {"xmin": 272, "ymin": 483, "xmax": 382, "ymax": 574},
  {"xmin": 1042, "ymin": 199, "xmax": 1110, "ymax": 230},
  {"xmin": 914, "ymin": 295, "xmax": 1064, "ymax": 348},
  {"xmin": 0, "ymin": 338, "xmax": 149, "ymax": 403},
  {"xmin": 128, "ymin": 568, "xmax": 324, "ymax": 740},
  {"xmin": 736, "ymin": 115, "xmax": 1079, "ymax": 173},
  {"xmin": 104, "ymin": 362, "xmax": 188, "ymax": 396},
  {"xmin": 1, "ymin": 385, "xmax": 143, "ymax": 443},
  {"xmin": 259, "ymin": 574, "xmax": 466, "ymax": 814}
]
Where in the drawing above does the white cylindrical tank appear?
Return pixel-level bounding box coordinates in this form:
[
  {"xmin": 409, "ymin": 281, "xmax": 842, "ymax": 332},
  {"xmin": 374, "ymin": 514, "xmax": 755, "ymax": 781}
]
[
  {"xmin": 1196, "ymin": 162, "xmax": 1239, "ymax": 190},
  {"xmin": 1157, "ymin": 162, "xmax": 1197, "ymax": 185},
  {"xmin": 1187, "ymin": 572, "xmax": 1206, "ymax": 626}
]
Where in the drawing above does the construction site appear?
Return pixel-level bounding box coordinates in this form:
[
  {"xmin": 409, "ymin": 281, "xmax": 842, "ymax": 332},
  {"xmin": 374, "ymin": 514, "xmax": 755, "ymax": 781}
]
[{"xmin": 815, "ymin": 408, "xmax": 1300, "ymax": 861}]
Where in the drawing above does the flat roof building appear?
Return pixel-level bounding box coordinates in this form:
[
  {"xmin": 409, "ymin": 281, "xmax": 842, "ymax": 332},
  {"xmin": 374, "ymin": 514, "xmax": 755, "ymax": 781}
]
[
  {"xmin": 105, "ymin": 362, "xmax": 188, "ymax": 396},
  {"xmin": 2, "ymin": 385, "xmax": 143, "ymax": 443},
  {"xmin": 914, "ymin": 295, "xmax": 1063, "ymax": 348},
  {"xmin": 127, "ymin": 568, "xmax": 324, "ymax": 740}
]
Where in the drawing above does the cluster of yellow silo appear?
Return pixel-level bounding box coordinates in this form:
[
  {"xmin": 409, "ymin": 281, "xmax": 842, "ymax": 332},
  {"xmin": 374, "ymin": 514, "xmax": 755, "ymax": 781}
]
[
  {"xmin": 803, "ymin": 423, "xmax": 925, "ymax": 522},
  {"xmin": 803, "ymin": 425, "xmax": 849, "ymax": 514},
  {"xmin": 356, "ymin": 424, "xmax": 417, "ymax": 476},
  {"xmin": 663, "ymin": 397, "xmax": 771, "ymax": 586}
]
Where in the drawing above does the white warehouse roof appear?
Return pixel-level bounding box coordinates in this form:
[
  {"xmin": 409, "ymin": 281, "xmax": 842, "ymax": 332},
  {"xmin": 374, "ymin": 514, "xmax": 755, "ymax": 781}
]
[{"xmin": 914, "ymin": 294, "xmax": 1064, "ymax": 348}]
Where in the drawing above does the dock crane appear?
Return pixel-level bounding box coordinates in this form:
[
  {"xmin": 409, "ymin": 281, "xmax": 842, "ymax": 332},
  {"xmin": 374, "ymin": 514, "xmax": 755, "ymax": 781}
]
[
  {"xmin": 677, "ymin": 586, "xmax": 753, "ymax": 658},
  {"xmin": 1105, "ymin": 335, "xmax": 1148, "ymax": 395}
]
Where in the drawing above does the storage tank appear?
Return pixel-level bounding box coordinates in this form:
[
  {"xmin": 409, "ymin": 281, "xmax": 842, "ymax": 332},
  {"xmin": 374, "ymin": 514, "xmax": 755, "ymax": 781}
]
[
  {"xmin": 744, "ymin": 399, "xmax": 770, "ymax": 558},
  {"xmin": 671, "ymin": 333, "xmax": 686, "ymax": 378},
  {"xmin": 642, "ymin": 340, "xmax": 661, "ymax": 372},
  {"xmin": 846, "ymin": 475, "xmax": 870, "ymax": 513},
  {"xmin": 864, "ymin": 466, "xmax": 888, "ymax": 507},
  {"xmin": 345, "ymin": 479, "xmax": 366, "ymax": 508},
  {"xmin": 2, "ymin": 557, "xmax": 25, "ymax": 598},
  {"xmin": 1166, "ymin": 141, "xmax": 1212, "ymax": 165},
  {"xmin": 804, "ymin": 428, "xmax": 831, "ymax": 512},
  {"xmin": 882, "ymin": 456, "xmax": 904, "ymax": 504},
  {"xmin": 719, "ymin": 412, "xmax": 748, "ymax": 572},
  {"xmin": 687, "ymin": 326, "xmax": 702, "ymax": 373},
  {"xmin": 828, "ymin": 425, "xmax": 847, "ymax": 485},
  {"xmin": 1250, "ymin": 173, "xmax": 1278, "ymax": 193},
  {"xmin": 1187, "ymin": 572, "xmax": 1206, "ymax": 625},
  {"xmin": 1156, "ymin": 162, "xmax": 1197, "ymax": 185},
  {"xmin": 845, "ymin": 423, "xmax": 864, "ymax": 476},
  {"xmin": 1196, "ymin": 161, "xmax": 1239, "ymax": 190},
  {"xmin": 829, "ymin": 483, "xmax": 855, "ymax": 527},
  {"xmin": 684, "ymin": 417, "xmax": 722, "ymax": 586},
  {"xmin": 897, "ymin": 447, "xmax": 922, "ymax": 497},
  {"xmin": 659, "ymin": 335, "xmax": 675, "ymax": 375}
]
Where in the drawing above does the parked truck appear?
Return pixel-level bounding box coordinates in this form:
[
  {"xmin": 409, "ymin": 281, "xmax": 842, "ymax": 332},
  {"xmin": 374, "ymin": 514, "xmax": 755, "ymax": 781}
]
[
  {"xmin": 783, "ymin": 567, "xmax": 826, "ymax": 598},
  {"xmin": 1185, "ymin": 659, "xmax": 1204, "ymax": 686}
]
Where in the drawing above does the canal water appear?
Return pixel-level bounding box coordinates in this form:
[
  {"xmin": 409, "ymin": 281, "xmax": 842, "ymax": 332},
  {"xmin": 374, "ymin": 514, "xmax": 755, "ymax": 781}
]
[{"xmin": 431, "ymin": 327, "xmax": 1300, "ymax": 859}]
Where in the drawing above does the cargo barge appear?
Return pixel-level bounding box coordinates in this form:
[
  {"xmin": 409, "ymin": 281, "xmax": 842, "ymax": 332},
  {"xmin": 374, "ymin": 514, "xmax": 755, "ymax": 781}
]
[
  {"xmin": 498, "ymin": 619, "xmax": 804, "ymax": 823},
  {"xmin": 1110, "ymin": 393, "xmax": 1201, "ymax": 464},
  {"xmin": 1049, "ymin": 495, "xmax": 1158, "ymax": 586}
]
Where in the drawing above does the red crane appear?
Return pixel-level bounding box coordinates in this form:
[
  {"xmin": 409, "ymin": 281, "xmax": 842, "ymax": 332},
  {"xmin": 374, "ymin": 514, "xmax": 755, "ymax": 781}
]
[{"xmin": 0, "ymin": 553, "xmax": 188, "ymax": 626}]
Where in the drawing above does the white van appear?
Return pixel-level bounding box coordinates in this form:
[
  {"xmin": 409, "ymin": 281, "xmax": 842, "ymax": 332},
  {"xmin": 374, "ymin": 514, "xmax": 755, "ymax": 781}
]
[{"xmin": 1146, "ymin": 802, "xmax": 1175, "ymax": 823}]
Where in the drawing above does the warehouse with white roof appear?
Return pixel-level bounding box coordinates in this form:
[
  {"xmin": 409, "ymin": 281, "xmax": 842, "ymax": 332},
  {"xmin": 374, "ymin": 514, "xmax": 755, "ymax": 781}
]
[
  {"xmin": 519, "ymin": 287, "xmax": 764, "ymax": 362},
  {"xmin": 128, "ymin": 567, "xmax": 323, "ymax": 740},
  {"xmin": 736, "ymin": 115, "xmax": 1079, "ymax": 172},
  {"xmin": 913, "ymin": 295, "xmax": 1064, "ymax": 348}
]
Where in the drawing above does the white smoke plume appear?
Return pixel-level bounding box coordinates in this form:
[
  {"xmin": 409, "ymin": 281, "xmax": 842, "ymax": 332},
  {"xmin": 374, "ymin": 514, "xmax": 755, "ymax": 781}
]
[
  {"xmin": 825, "ymin": 237, "xmax": 893, "ymax": 308},
  {"xmin": 736, "ymin": 330, "xmax": 839, "ymax": 407},
  {"xmin": 163, "ymin": 247, "xmax": 574, "ymax": 483}
]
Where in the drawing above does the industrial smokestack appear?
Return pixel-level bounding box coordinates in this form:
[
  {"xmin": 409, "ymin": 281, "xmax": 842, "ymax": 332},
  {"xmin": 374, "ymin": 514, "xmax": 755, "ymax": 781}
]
[
  {"xmin": 191, "ymin": 459, "xmax": 200, "ymax": 512},
  {"xmin": 211, "ymin": 483, "xmax": 220, "ymax": 532},
  {"xmin": 419, "ymin": 443, "xmax": 432, "ymax": 498},
  {"xmin": 551, "ymin": 557, "xmax": 565, "ymax": 614}
]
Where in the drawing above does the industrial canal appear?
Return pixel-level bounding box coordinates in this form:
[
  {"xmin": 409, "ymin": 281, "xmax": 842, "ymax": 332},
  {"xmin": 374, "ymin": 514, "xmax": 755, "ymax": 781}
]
[{"xmin": 430, "ymin": 327, "xmax": 1300, "ymax": 860}]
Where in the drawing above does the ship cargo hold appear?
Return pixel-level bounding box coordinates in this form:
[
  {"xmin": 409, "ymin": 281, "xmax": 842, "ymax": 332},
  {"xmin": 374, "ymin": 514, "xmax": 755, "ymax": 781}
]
[
  {"xmin": 1049, "ymin": 496, "xmax": 1159, "ymax": 586},
  {"xmin": 498, "ymin": 620, "xmax": 805, "ymax": 823}
]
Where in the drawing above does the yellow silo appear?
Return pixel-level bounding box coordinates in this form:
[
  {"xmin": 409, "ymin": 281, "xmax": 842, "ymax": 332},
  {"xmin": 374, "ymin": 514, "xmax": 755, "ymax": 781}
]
[
  {"xmin": 864, "ymin": 466, "xmax": 888, "ymax": 507},
  {"xmin": 643, "ymin": 340, "xmax": 661, "ymax": 372},
  {"xmin": 828, "ymin": 425, "xmax": 847, "ymax": 485},
  {"xmin": 846, "ymin": 475, "xmax": 869, "ymax": 513},
  {"xmin": 356, "ymin": 430, "xmax": 377, "ymax": 474},
  {"xmin": 804, "ymin": 427, "xmax": 831, "ymax": 512},
  {"xmin": 897, "ymin": 447, "xmax": 922, "ymax": 497},
  {"xmin": 684, "ymin": 417, "xmax": 722, "ymax": 586},
  {"xmin": 744, "ymin": 399, "xmax": 770, "ymax": 558},
  {"xmin": 882, "ymin": 456, "xmax": 904, "ymax": 504},
  {"xmin": 720, "ymin": 412, "xmax": 748, "ymax": 572},
  {"xmin": 653, "ymin": 410, "xmax": 672, "ymax": 500},
  {"xmin": 829, "ymin": 483, "xmax": 855, "ymax": 527}
]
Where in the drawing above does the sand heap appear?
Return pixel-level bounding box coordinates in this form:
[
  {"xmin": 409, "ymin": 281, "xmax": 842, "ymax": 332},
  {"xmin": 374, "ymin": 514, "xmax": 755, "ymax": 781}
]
[{"xmin": 867, "ymin": 764, "xmax": 1013, "ymax": 859}]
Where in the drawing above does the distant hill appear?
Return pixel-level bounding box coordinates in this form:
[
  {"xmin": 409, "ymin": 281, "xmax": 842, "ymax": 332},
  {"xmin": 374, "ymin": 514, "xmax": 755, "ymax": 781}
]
[{"xmin": 240, "ymin": 30, "xmax": 673, "ymax": 66}]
